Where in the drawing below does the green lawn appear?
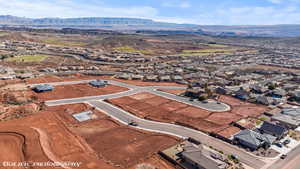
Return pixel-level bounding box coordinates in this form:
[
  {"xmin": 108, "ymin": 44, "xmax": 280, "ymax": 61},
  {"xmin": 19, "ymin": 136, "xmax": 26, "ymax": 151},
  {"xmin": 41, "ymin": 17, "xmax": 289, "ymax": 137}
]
[
  {"xmin": 182, "ymin": 48, "xmax": 236, "ymax": 54},
  {"xmin": 113, "ymin": 46, "xmax": 153, "ymax": 55},
  {"xmin": 6, "ymin": 55, "xmax": 48, "ymax": 62},
  {"xmin": 175, "ymin": 48, "xmax": 237, "ymax": 57}
]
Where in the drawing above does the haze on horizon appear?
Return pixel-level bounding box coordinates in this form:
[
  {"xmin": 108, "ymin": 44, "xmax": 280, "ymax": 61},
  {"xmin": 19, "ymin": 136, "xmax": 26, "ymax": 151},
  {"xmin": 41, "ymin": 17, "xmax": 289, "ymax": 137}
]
[{"xmin": 0, "ymin": 0, "xmax": 300, "ymax": 25}]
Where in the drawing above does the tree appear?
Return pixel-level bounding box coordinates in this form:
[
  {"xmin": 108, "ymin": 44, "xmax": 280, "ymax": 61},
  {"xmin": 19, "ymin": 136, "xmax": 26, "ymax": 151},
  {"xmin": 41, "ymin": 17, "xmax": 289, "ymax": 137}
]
[
  {"xmin": 268, "ymin": 84, "xmax": 276, "ymax": 90},
  {"xmin": 198, "ymin": 95, "xmax": 207, "ymax": 101}
]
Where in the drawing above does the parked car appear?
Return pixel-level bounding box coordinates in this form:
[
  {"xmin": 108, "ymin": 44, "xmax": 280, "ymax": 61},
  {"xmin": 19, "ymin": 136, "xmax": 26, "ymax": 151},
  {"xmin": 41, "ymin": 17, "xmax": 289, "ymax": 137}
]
[
  {"xmin": 128, "ymin": 121, "xmax": 138, "ymax": 126},
  {"xmin": 202, "ymin": 100, "xmax": 208, "ymax": 103},
  {"xmin": 283, "ymin": 139, "xmax": 291, "ymax": 145},
  {"xmin": 275, "ymin": 143, "xmax": 283, "ymax": 148},
  {"xmin": 280, "ymin": 154, "xmax": 287, "ymax": 159}
]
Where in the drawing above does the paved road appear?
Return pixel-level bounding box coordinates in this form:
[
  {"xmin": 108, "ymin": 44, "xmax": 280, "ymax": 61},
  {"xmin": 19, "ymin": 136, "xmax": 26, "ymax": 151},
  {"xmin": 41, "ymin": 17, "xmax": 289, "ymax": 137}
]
[
  {"xmin": 88, "ymin": 100, "xmax": 265, "ymax": 169},
  {"xmin": 40, "ymin": 79, "xmax": 265, "ymax": 168},
  {"xmin": 267, "ymin": 145, "xmax": 300, "ymax": 169},
  {"xmin": 43, "ymin": 80, "xmax": 229, "ymax": 112}
]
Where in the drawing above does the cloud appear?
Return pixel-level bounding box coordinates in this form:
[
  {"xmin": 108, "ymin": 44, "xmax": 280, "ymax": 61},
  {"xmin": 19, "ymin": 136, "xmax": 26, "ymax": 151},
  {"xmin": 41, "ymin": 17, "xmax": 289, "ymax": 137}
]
[
  {"xmin": 193, "ymin": 6, "xmax": 300, "ymax": 25},
  {"xmin": 0, "ymin": 0, "xmax": 158, "ymax": 18},
  {"xmin": 161, "ymin": 0, "xmax": 191, "ymax": 8},
  {"xmin": 266, "ymin": 0, "xmax": 300, "ymax": 4}
]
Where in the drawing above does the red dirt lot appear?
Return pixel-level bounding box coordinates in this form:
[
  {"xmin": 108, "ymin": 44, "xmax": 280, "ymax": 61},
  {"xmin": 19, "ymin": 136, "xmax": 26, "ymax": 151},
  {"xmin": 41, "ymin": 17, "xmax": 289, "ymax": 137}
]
[
  {"xmin": 31, "ymin": 84, "xmax": 128, "ymax": 101},
  {"xmin": 107, "ymin": 92, "xmax": 269, "ymax": 135},
  {"xmin": 85, "ymin": 127, "xmax": 179, "ymax": 168},
  {"xmin": 0, "ymin": 112, "xmax": 110, "ymax": 169},
  {"xmin": 45, "ymin": 103, "xmax": 179, "ymax": 169},
  {"xmin": 26, "ymin": 74, "xmax": 100, "ymax": 84},
  {"xmin": 206, "ymin": 112, "xmax": 243, "ymax": 125},
  {"xmin": 174, "ymin": 106, "xmax": 211, "ymax": 118},
  {"xmin": 0, "ymin": 133, "xmax": 25, "ymax": 169},
  {"xmin": 217, "ymin": 95, "xmax": 269, "ymax": 118},
  {"xmin": 106, "ymin": 92, "xmax": 229, "ymax": 133},
  {"xmin": 216, "ymin": 126, "xmax": 241, "ymax": 139},
  {"xmin": 158, "ymin": 89, "xmax": 186, "ymax": 95}
]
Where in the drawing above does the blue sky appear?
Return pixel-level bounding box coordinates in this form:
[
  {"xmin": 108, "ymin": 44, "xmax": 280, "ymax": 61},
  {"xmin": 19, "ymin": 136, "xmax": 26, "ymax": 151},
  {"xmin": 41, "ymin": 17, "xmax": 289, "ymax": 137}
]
[{"xmin": 0, "ymin": 0, "xmax": 300, "ymax": 25}]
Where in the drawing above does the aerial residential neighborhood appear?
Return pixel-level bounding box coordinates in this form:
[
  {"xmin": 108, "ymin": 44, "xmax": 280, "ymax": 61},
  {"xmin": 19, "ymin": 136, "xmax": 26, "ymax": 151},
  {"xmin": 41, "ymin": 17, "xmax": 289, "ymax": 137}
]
[{"xmin": 0, "ymin": 1, "xmax": 300, "ymax": 169}]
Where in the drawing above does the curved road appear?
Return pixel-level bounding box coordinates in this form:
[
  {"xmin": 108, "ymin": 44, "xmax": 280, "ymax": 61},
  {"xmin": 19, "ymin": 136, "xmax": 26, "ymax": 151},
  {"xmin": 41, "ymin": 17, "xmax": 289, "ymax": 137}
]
[
  {"xmin": 87, "ymin": 100, "xmax": 265, "ymax": 169},
  {"xmin": 38, "ymin": 79, "xmax": 265, "ymax": 168},
  {"xmin": 42, "ymin": 80, "xmax": 230, "ymax": 112}
]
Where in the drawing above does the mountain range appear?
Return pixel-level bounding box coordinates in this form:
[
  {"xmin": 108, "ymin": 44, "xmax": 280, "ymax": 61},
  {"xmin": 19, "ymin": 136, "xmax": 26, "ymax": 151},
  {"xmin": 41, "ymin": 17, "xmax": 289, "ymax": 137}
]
[{"xmin": 1, "ymin": 15, "xmax": 300, "ymax": 37}]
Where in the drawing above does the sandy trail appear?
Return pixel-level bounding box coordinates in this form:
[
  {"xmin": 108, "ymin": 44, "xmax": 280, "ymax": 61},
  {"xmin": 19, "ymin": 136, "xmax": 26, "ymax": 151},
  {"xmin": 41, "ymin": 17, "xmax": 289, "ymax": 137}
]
[{"xmin": 31, "ymin": 127, "xmax": 72, "ymax": 169}]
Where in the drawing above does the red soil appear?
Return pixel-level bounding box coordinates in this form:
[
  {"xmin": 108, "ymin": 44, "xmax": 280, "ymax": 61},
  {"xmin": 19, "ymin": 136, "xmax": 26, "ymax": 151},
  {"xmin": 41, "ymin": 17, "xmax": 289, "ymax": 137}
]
[
  {"xmin": 107, "ymin": 92, "xmax": 269, "ymax": 135},
  {"xmin": 45, "ymin": 103, "xmax": 179, "ymax": 169},
  {"xmin": 217, "ymin": 95, "xmax": 269, "ymax": 118},
  {"xmin": 26, "ymin": 74, "xmax": 99, "ymax": 84},
  {"xmin": 206, "ymin": 112, "xmax": 243, "ymax": 125},
  {"xmin": 158, "ymin": 89, "xmax": 186, "ymax": 95},
  {"xmin": 216, "ymin": 126, "xmax": 241, "ymax": 139},
  {"xmin": 31, "ymin": 84, "xmax": 128, "ymax": 101},
  {"xmin": 0, "ymin": 133, "xmax": 25, "ymax": 169},
  {"xmin": 0, "ymin": 112, "xmax": 113, "ymax": 169},
  {"xmin": 174, "ymin": 106, "xmax": 211, "ymax": 118},
  {"xmin": 107, "ymin": 92, "xmax": 228, "ymax": 134}
]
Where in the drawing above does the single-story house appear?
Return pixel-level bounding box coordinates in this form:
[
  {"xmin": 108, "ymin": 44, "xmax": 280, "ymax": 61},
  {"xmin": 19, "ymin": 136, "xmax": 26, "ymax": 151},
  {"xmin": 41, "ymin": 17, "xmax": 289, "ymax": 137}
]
[
  {"xmin": 259, "ymin": 121, "xmax": 287, "ymax": 139},
  {"xmin": 159, "ymin": 75, "xmax": 171, "ymax": 82},
  {"xmin": 143, "ymin": 75, "xmax": 158, "ymax": 82},
  {"xmin": 131, "ymin": 74, "xmax": 144, "ymax": 80},
  {"xmin": 181, "ymin": 142, "xmax": 227, "ymax": 169},
  {"xmin": 256, "ymin": 96, "xmax": 273, "ymax": 105},
  {"xmin": 117, "ymin": 73, "xmax": 130, "ymax": 80},
  {"xmin": 267, "ymin": 89, "xmax": 286, "ymax": 98},
  {"xmin": 89, "ymin": 80, "xmax": 107, "ymax": 88},
  {"xmin": 250, "ymin": 84, "xmax": 268, "ymax": 94},
  {"xmin": 235, "ymin": 88, "xmax": 250, "ymax": 100},
  {"xmin": 271, "ymin": 108, "xmax": 300, "ymax": 129},
  {"xmin": 33, "ymin": 84, "xmax": 54, "ymax": 93},
  {"xmin": 234, "ymin": 129, "xmax": 276, "ymax": 151},
  {"xmin": 291, "ymin": 90, "xmax": 300, "ymax": 101},
  {"xmin": 215, "ymin": 87, "xmax": 228, "ymax": 95}
]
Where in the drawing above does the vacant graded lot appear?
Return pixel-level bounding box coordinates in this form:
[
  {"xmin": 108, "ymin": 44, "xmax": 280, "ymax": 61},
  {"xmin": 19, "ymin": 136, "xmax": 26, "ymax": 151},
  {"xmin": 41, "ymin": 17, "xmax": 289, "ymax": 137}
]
[
  {"xmin": 45, "ymin": 103, "xmax": 179, "ymax": 169},
  {"xmin": 30, "ymin": 83, "xmax": 128, "ymax": 101},
  {"xmin": 107, "ymin": 92, "xmax": 269, "ymax": 134}
]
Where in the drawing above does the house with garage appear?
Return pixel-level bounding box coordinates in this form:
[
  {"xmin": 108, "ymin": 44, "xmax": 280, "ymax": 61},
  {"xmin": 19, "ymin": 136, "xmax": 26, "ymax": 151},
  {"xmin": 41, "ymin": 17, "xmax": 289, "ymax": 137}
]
[
  {"xmin": 271, "ymin": 108, "xmax": 300, "ymax": 129},
  {"xmin": 161, "ymin": 141, "xmax": 227, "ymax": 169},
  {"xmin": 290, "ymin": 90, "xmax": 300, "ymax": 102},
  {"xmin": 89, "ymin": 80, "xmax": 107, "ymax": 88},
  {"xmin": 234, "ymin": 129, "xmax": 276, "ymax": 151},
  {"xmin": 33, "ymin": 84, "xmax": 54, "ymax": 93},
  {"xmin": 250, "ymin": 84, "xmax": 268, "ymax": 94},
  {"xmin": 256, "ymin": 96, "xmax": 273, "ymax": 105},
  {"xmin": 259, "ymin": 121, "xmax": 287, "ymax": 140},
  {"xmin": 267, "ymin": 88, "xmax": 286, "ymax": 98},
  {"xmin": 234, "ymin": 87, "xmax": 250, "ymax": 100}
]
